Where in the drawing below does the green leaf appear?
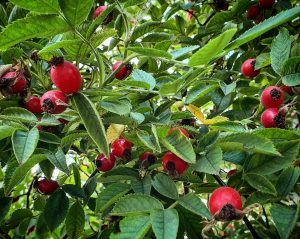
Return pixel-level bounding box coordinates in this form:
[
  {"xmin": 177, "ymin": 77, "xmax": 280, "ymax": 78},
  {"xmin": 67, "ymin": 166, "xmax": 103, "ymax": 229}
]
[
  {"xmin": 137, "ymin": 130, "xmax": 159, "ymax": 152},
  {"xmin": 100, "ymin": 99, "xmax": 132, "ymax": 115},
  {"xmin": 61, "ymin": 184, "xmax": 86, "ymax": 199},
  {"xmin": 244, "ymin": 173, "xmax": 277, "ymax": 196},
  {"xmin": 38, "ymin": 39, "xmax": 81, "ymax": 56},
  {"xmin": 61, "ymin": 131, "xmax": 88, "ymax": 148},
  {"xmin": 276, "ymin": 167, "xmax": 300, "ymax": 198},
  {"xmin": 244, "ymin": 191, "xmax": 273, "ymax": 207},
  {"xmin": 194, "ymin": 146, "xmax": 222, "ymax": 175},
  {"xmin": 95, "ymin": 183, "xmax": 131, "ymax": 213},
  {"xmin": 0, "ymin": 107, "xmax": 37, "ymax": 123},
  {"xmin": 65, "ymin": 201, "xmax": 85, "ymax": 239},
  {"xmin": 110, "ymin": 215, "xmax": 151, "ymax": 239},
  {"xmin": 39, "ymin": 131, "xmax": 61, "ymax": 145},
  {"xmin": 255, "ymin": 53, "xmax": 271, "ymax": 70},
  {"xmin": 12, "ymin": 128, "xmax": 39, "ymax": 164},
  {"xmin": 150, "ymin": 209, "xmax": 179, "ymax": 239},
  {"xmin": 71, "ymin": 93, "xmax": 109, "ymax": 156},
  {"xmin": 186, "ymin": 84, "xmax": 219, "ymax": 104},
  {"xmin": 152, "ymin": 173, "xmax": 178, "ymax": 199},
  {"xmin": 253, "ymin": 128, "xmax": 300, "ymax": 141},
  {"xmin": 270, "ymin": 28, "xmax": 291, "ymax": 74},
  {"xmin": 171, "ymin": 45, "xmax": 199, "ymax": 59},
  {"xmin": 131, "ymin": 69, "xmax": 156, "ymax": 90},
  {"xmin": 131, "ymin": 21, "xmax": 162, "ymax": 42},
  {"xmin": 189, "ymin": 28, "xmax": 237, "ymax": 67},
  {"xmin": 58, "ymin": 0, "xmax": 93, "ymax": 26},
  {"xmin": 112, "ymin": 194, "xmax": 164, "ymax": 216},
  {"xmin": 128, "ymin": 47, "xmax": 172, "ymax": 59},
  {"xmin": 0, "ymin": 15, "xmax": 70, "ymax": 51},
  {"xmin": 225, "ymin": 6, "xmax": 300, "ymax": 52},
  {"xmin": 0, "ymin": 125, "xmax": 15, "ymax": 140},
  {"xmin": 44, "ymin": 189, "xmax": 69, "ymax": 232},
  {"xmin": 5, "ymin": 154, "xmax": 47, "ymax": 194},
  {"xmin": 218, "ymin": 133, "xmax": 280, "ymax": 156},
  {"xmin": 0, "ymin": 197, "xmax": 12, "ymax": 222},
  {"xmin": 178, "ymin": 193, "xmax": 212, "ymax": 219},
  {"xmin": 9, "ymin": 0, "xmax": 59, "ymax": 14},
  {"xmin": 46, "ymin": 147, "xmax": 70, "ymax": 175},
  {"xmin": 270, "ymin": 204, "xmax": 299, "ymax": 239},
  {"xmin": 281, "ymin": 56, "xmax": 300, "ymax": 86},
  {"xmin": 161, "ymin": 129, "xmax": 196, "ymax": 164},
  {"xmin": 132, "ymin": 176, "xmax": 152, "ymax": 195}
]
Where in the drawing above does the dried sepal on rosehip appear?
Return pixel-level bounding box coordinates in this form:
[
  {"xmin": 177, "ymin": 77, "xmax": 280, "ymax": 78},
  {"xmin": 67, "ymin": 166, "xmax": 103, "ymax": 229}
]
[
  {"xmin": 202, "ymin": 186, "xmax": 261, "ymax": 239},
  {"xmin": 139, "ymin": 151, "xmax": 157, "ymax": 169}
]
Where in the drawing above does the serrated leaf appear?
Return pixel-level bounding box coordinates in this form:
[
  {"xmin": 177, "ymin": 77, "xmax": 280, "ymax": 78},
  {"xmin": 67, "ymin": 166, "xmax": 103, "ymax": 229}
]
[
  {"xmin": 161, "ymin": 130, "xmax": 196, "ymax": 164},
  {"xmin": 150, "ymin": 209, "xmax": 179, "ymax": 239},
  {"xmin": 137, "ymin": 130, "xmax": 158, "ymax": 152},
  {"xmin": 0, "ymin": 15, "xmax": 70, "ymax": 51},
  {"xmin": 12, "ymin": 128, "xmax": 39, "ymax": 164},
  {"xmin": 0, "ymin": 197, "xmax": 12, "ymax": 222},
  {"xmin": 270, "ymin": 28, "xmax": 291, "ymax": 74},
  {"xmin": 9, "ymin": 0, "xmax": 59, "ymax": 14},
  {"xmin": 195, "ymin": 146, "xmax": 222, "ymax": 175},
  {"xmin": 131, "ymin": 69, "xmax": 156, "ymax": 90},
  {"xmin": 132, "ymin": 176, "xmax": 152, "ymax": 195},
  {"xmin": 5, "ymin": 154, "xmax": 47, "ymax": 194},
  {"xmin": 95, "ymin": 183, "xmax": 131, "ymax": 213},
  {"xmin": 110, "ymin": 215, "xmax": 151, "ymax": 239},
  {"xmin": 0, "ymin": 125, "xmax": 15, "ymax": 140},
  {"xmin": 178, "ymin": 193, "xmax": 211, "ymax": 219},
  {"xmin": 65, "ymin": 201, "xmax": 85, "ymax": 239},
  {"xmin": 152, "ymin": 173, "xmax": 178, "ymax": 199},
  {"xmin": 100, "ymin": 99, "xmax": 132, "ymax": 115},
  {"xmin": 276, "ymin": 167, "xmax": 300, "ymax": 198},
  {"xmin": 281, "ymin": 56, "xmax": 300, "ymax": 86},
  {"xmin": 0, "ymin": 107, "xmax": 37, "ymax": 123},
  {"xmin": 38, "ymin": 39, "xmax": 81, "ymax": 56},
  {"xmin": 39, "ymin": 131, "xmax": 61, "ymax": 145},
  {"xmin": 189, "ymin": 28, "xmax": 237, "ymax": 67},
  {"xmin": 61, "ymin": 132, "xmax": 88, "ymax": 148},
  {"xmin": 131, "ymin": 21, "xmax": 162, "ymax": 42},
  {"xmin": 61, "ymin": 184, "xmax": 86, "ymax": 199},
  {"xmin": 58, "ymin": 0, "xmax": 93, "ymax": 26},
  {"xmin": 245, "ymin": 173, "xmax": 277, "ymax": 196},
  {"xmin": 186, "ymin": 85, "xmax": 219, "ymax": 104},
  {"xmin": 225, "ymin": 6, "xmax": 300, "ymax": 52},
  {"xmin": 71, "ymin": 93, "xmax": 109, "ymax": 156},
  {"xmin": 112, "ymin": 194, "xmax": 164, "ymax": 216},
  {"xmin": 44, "ymin": 189, "xmax": 69, "ymax": 232},
  {"xmin": 128, "ymin": 47, "xmax": 172, "ymax": 59},
  {"xmin": 171, "ymin": 45, "xmax": 199, "ymax": 59},
  {"xmin": 46, "ymin": 147, "xmax": 70, "ymax": 175},
  {"xmin": 270, "ymin": 204, "xmax": 299, "ymax": 239},
  {"xmin": 253, "ymin": 128, "xmax": 300, "ymax": 140}
]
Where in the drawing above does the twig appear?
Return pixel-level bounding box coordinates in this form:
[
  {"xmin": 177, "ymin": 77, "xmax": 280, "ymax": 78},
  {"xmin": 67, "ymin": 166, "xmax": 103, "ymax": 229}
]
[{"xmin": 26, "ymin": 179, "xmax": 35, "ymax": 209}]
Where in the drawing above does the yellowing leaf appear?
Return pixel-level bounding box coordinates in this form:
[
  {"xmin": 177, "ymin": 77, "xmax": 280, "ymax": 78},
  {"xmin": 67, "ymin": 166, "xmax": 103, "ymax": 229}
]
[
  {"xmin": 107, "ymin": 124, "xmax": 125, "ymax": 144},
  {"xmin": 186, "ymin": 104, "xmax": 228, "ymax": 125}
]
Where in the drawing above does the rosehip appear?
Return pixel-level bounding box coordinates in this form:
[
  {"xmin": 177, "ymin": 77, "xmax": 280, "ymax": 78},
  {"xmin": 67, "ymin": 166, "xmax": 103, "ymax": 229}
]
[
  {"xmin": 261, "ymin": 108, "xmax": 285, "ymax": 128},
  {"xmin": 93, "ymin": 6, "xmax": 107, "ymax": 19},
  {"xmin": 247, "ymin": 4, "xmax": 260, "ymax": 20},
  {"xmin": 281, "ymin": 85, "xmax": 293, "ymax": 96},
  {"xmin": 241, "ymin": 59, "xmax": 260, "ymax": 78},
  {"xmin": 112, "ymin": 61, "xmax": 133, "ymax": 80},
  {"xmin": 167, "ymin": 127, "xmax": 189, "ymax": 138},
  {"xmin": 95, "ymin": 153, "xmax": 116, "ymax": 172},
  {"xmin": 259, "ymin": 0, "xmax": 275, "ymax": 9},
  {"xmin": 50, "ymin": 60, "xmax": 81, "ymax": 94},
  {"xmin": 261, "ymin": 86, "xmax": 284, "ymax": 108},
  {"xmin": 139, "ymin": 152, "xmax": 157, "ymax": 167},
  {"xmin": 227, "ymin": 169, "xmax": 237, "ymax": 177},
  {"xmin": 41, "ymin": 90, "xmax": 68, "ymax": 114},
  {"xmin": 1, "ymin": 71, "xmax": 26, "ymax": 93},
  {"xmin": 111, "ymin": 137, "xmax": 133, "ymax": 160},
  {"xmin": 34, "ymin": 178, "xmax": 59, "ymax": 195},
  {"xmin": 162, "ymin": 152, "xmax": 188, "ymax": 176},
  {"xmin": 209, "ymin": 187, "xmax": 243, "ymax": 221},
  {"xmin": 24, "ymin": 96, "xmax": 42, "ymax": 114}
]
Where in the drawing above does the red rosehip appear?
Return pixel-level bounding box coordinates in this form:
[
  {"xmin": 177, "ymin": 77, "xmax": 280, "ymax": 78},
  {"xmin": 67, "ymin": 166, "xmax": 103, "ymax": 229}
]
[
  {"xmin": 95, "ymin": 153, "xmax": 116, "ymax": 172},
  {"xmin": 35, "ymin": 178, "xmax": 59, "ymax": 195},
  {"xmin": 259, "ymin": 0, "xmax": 275, "ymax": 9},
  {"xmin": 112, "ymin": 61, "xmax": 133, "ymax": 80},
  {"xmin": 261, "ymin": 86, "xmax": 284, "ymax": 108},
  {"xmin": 167, "ymin": 127, "xmax": 189, "ymax": 138},
  {"xmin": 24, "ymin": 96, "xmax": 42, "ymax": 114},
  {"xmin": 162, "ymin": 152, "xmax": 188, "ymax": 176},
  {"xmin": 41, "ymin": 90, "xmax": 68, "ymax": 114},
  {"xmin": 139, "ymin": 152, "xmax": 157, "ymax": 167},
  {"xmin": 2, "ymin": 71, "xmax": 26, "ymax": 93},
  {"xmin": 93, "ymin": 6, "xmax": 107, "ymax": 19},
  {"xmin": 227, "ymin": 169, "xmax": 237, "ymax": 177},
  {"xmin": 247, "ymin": 4, "xmax": 260, "ymax": 20},
  {"xmin": 209, "ymin": 187, "xmax": 243, "ymax": 217},
  {"xmin": 241, "ymin": 59, "xmax": 260, "ymax": 78},
  {"xmin": 50, "ymin": 60, "xmax": 81, "ymax": 94},
  {"xmin": 281, "ymin": 85, "xmax": 293, "ymax": 96},
  {"xmin": 261, "ymin": 108, "xmax": 285, "ymax": 128},
  {"xmin": 111, "ymin": 137, "xmax": 133, "ymax": 159},
  {"xmin": 187, "ymin": 10, "xmax": 193, "ymax": 21}
]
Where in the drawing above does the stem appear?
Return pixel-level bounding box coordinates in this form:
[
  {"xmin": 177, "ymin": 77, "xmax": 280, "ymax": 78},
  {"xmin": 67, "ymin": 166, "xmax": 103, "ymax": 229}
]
[
  {"xmin": 167, "ymin": 201, "xmax": 179, "ymax": 209},
  {"xmin": 26, "ymin": 179, "xmax": 35, "ymax": 209},
  {"xmin": 262, "ymin": 206, "xmax": 269, "ymax": 228},
  {"xmin": 212, "ymin": 175, "xmax": 261, "ymax": 239}
]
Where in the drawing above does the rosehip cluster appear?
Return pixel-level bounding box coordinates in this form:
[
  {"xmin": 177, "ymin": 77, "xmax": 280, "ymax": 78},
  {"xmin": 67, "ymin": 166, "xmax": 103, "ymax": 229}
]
[{"xmin": 260, "ymin": 86, "xmax": 286, "ymax": 128}]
